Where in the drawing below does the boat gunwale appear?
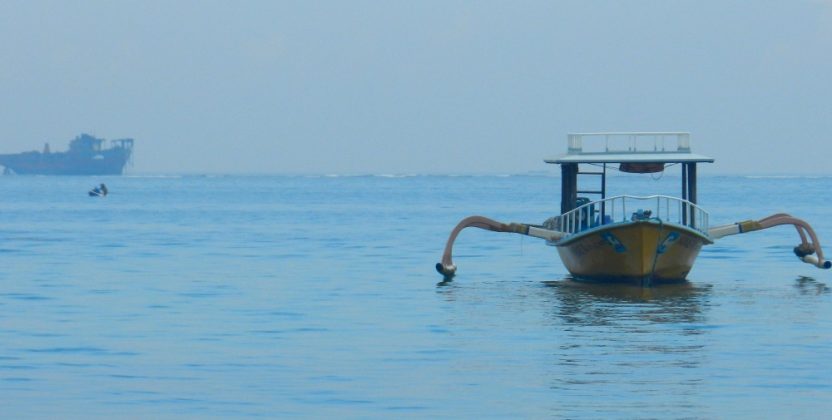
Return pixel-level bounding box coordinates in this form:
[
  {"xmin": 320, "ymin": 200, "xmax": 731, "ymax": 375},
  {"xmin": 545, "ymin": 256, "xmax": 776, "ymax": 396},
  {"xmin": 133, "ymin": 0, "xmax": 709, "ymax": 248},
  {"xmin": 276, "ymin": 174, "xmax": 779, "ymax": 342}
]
[{"xmin": 552, "ymin": 219, "xmax": 714, "ymax": 247}]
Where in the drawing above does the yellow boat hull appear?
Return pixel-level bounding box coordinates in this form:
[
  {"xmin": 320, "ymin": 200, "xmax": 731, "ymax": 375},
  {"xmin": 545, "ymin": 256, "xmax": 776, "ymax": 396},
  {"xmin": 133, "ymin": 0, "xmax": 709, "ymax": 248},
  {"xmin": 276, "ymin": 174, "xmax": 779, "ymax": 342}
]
[{"xmin": 555, "ymin": 221, "xmax": 711, "ymax": 285}]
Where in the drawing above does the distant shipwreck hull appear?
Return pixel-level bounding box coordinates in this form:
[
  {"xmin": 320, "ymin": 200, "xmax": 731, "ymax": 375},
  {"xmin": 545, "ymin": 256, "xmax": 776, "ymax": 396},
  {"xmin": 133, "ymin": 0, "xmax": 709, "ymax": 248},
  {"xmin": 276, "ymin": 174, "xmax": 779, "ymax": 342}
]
[{"xmin": 0, "ymin": 134, "xmax": 133, "ymax": 175}]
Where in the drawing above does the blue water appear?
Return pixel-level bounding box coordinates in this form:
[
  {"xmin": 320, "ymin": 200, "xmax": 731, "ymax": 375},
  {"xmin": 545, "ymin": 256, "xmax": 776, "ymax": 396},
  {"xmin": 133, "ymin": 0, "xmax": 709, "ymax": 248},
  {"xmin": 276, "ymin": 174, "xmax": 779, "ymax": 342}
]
[{"xmin": 1, "ymin": 174, "xmax": 831, "ymax": 418}]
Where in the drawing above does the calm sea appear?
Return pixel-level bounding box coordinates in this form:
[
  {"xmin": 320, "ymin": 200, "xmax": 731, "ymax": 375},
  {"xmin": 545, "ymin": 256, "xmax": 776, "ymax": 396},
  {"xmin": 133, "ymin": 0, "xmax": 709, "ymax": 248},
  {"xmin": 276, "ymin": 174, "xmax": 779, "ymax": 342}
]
[{"xmin": 1, "ymin": 174, "xmax": 831, "ymax": 418}]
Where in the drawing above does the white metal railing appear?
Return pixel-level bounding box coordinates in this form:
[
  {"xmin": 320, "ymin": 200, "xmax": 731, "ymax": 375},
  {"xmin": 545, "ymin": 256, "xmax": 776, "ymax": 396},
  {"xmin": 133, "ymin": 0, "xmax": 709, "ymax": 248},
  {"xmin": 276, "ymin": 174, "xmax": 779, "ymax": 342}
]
[
  {"xmin": 557, "ymin": 195, "xmax": 709, "ymax": 237},
  {"xmin": 567, "ymin": 132, "xmax": 691, "ymax": 154}
]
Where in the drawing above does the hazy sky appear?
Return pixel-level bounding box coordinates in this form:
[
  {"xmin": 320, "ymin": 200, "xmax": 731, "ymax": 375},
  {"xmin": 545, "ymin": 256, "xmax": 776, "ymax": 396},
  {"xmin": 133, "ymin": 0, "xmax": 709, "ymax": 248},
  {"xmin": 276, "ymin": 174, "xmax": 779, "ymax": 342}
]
[{"xmin": 1, "ymin": 1, "xmax": 830, "ymax": 175}]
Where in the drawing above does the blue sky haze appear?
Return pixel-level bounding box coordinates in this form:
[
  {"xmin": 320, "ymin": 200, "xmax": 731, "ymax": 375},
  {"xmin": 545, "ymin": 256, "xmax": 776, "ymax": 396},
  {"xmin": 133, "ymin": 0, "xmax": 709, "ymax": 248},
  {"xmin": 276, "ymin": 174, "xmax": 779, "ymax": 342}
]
[{"xmin": 0, "ymin": 1, "xmax": 830, "ymax": 174}]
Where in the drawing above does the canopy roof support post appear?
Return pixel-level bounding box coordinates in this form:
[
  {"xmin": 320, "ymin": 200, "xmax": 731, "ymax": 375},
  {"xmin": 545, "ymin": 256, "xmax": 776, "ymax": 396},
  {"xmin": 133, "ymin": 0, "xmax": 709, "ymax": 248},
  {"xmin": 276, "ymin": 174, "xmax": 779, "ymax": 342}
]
[
  {"xmin": 683, "ymin": 162, "xmax": 698, "ymax": 228},
  {"xmin": 682, "ymin": 164, "xmax": 689, "ymax": 225},
  {"xmin": 601, "ymin": 163, "xmax": 607, "ymax": 200},
  {"xmin": 561, "ymin": 163, "xmax": 578, "ymax": 214},
  {"xmin": 600, "ymin": 163, "xmax": 607, "ymax": 220},
  {"xmin": 688, "ymin": 163, "xmax": 698, "ymax": 204}
]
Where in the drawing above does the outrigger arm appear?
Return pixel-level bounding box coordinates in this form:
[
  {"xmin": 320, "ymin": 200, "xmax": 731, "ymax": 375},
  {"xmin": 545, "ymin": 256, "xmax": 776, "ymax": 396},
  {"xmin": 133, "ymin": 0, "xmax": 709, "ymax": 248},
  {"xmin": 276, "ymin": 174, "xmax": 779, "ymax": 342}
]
[
  {"xmin": 436, "ymin": 215, "xmax": 565, "ymax": 278},
  {"xmin": 708, "ymin": 213, "xmax": 831, "ymax": 269}
]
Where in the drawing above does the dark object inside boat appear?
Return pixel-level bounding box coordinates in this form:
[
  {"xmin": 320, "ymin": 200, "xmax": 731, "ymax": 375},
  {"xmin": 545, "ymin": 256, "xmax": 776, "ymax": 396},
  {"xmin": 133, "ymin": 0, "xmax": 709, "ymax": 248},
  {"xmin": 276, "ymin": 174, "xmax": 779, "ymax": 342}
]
[{"xmin": 619, "ymin": 162, "xmax": 664, "ymax": 173}]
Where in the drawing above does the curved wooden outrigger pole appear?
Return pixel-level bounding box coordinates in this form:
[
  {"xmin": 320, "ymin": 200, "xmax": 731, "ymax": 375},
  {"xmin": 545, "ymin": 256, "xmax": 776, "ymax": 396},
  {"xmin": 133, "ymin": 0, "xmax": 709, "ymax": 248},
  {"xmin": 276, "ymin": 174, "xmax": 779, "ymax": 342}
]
[
  {"xmin": 709, "ymin": 213, "xmax": 831, "ymax": 269},
  {"xmin": 436, "ymin": 216, "xmax": 564, "ymax": 279}
]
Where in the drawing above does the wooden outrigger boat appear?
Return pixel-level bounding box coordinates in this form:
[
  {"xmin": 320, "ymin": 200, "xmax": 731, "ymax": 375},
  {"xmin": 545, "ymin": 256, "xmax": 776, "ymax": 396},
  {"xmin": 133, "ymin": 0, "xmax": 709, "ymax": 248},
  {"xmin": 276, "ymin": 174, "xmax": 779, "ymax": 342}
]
[{"xmin": 437, "ymin": 132, "xmax": 830, "ymax": 286}]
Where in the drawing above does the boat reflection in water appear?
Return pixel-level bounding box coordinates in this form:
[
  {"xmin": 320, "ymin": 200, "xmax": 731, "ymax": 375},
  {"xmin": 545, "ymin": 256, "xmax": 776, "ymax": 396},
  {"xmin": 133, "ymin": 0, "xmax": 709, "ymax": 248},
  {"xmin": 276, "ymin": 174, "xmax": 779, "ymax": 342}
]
[
  {"xmin": 434, "ymin": 276, "xmax": 715, "ymax": 416},
  {"xmin": 433, "ymin": 274, "xmax": 829, "ymax": 417},
  {"xmin": 543, "ymin": 277, "xmax": 712, "ymax": 326},
  {"xmin": 793, "ymin": 275, "xmax": 831, "ymax": 296},
  {"xmin": 541, "ymin": 278, "xmax": 714, "ymax": 415}
]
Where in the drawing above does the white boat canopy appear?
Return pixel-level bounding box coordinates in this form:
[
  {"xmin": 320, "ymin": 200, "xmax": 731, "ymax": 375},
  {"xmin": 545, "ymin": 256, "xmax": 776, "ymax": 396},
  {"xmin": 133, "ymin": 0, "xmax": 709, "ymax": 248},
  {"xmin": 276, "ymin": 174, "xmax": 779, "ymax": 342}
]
[{"xmin": 545, "ymin": 132, "xmax": 714, "ymax": 164}]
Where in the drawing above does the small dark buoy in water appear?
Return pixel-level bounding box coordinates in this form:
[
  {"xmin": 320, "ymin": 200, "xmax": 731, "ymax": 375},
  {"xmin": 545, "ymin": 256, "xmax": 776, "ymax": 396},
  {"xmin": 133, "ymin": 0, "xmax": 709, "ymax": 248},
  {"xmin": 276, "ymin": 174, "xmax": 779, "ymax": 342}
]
[{"xmin": 89, "ymin": 183, "xmax": 108, "ymax": 197}]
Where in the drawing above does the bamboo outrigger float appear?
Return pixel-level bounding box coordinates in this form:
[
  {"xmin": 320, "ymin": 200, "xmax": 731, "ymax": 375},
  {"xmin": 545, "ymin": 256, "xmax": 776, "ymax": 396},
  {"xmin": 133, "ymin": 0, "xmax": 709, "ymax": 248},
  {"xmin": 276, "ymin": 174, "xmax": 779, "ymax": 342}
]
[{"xmin": 437, "ymin": 132, "xmax": 830, "ymax": 286}]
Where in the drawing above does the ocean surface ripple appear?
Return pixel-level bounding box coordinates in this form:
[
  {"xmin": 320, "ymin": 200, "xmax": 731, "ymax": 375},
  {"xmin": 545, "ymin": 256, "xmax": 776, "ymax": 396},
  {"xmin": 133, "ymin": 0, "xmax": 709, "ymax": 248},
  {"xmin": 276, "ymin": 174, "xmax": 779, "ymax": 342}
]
[{"xmin": 1, "ymin": 175, "xmax": 831, "ymax": 418}]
